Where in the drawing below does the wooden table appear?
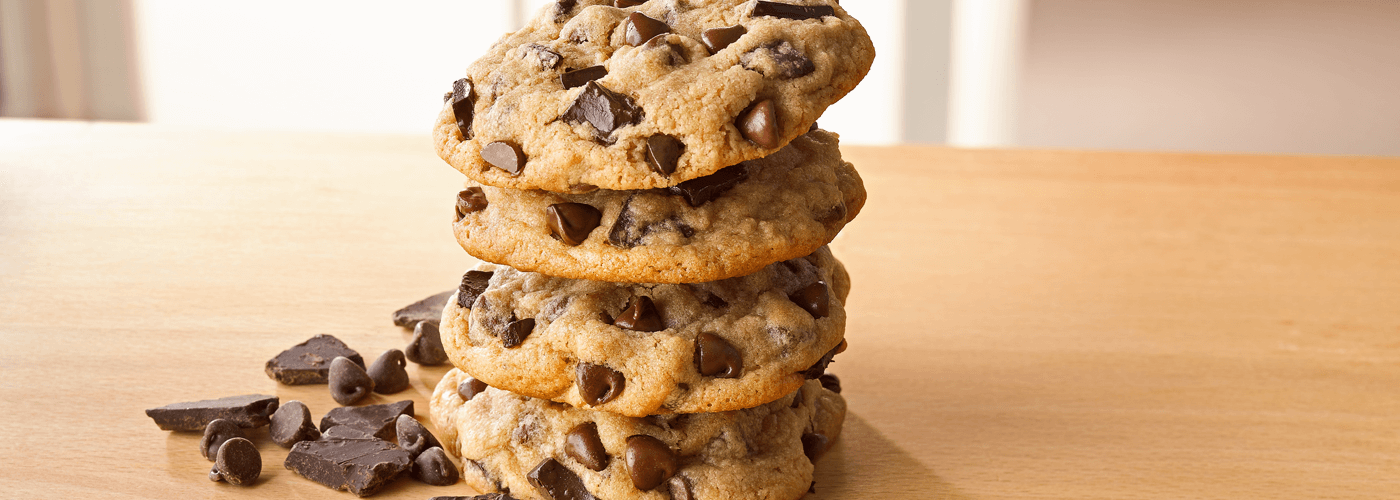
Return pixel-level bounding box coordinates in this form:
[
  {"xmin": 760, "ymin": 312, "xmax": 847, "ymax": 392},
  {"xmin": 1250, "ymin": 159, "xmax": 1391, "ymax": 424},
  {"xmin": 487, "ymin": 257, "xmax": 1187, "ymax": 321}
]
[{"xmin": 2, "ymin": 119, "xmax": 1397, "ymax": 499}]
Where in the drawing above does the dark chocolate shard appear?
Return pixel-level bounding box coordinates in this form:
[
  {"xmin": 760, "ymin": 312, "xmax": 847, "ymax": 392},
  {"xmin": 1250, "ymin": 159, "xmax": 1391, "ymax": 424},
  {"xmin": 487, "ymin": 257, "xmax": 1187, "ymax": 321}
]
[
  {"xmin": 789, "ymin": 281, "xmax": 829, "ymax": 318},
  {"xmin": 741, "ymin": 40, "xmax": 815, "ymax": 79},
  {"xmin": 503, "ymin": 316, "xmax": 536, "ymax": 348},
  {"xmin": 613, "ymin": 296, "xmax": 664, "ymax": 332},
  {"xmin": 265, "ymin": 334, "xmax": 364, "ymax": 385},
  {"xmin": 625, "ymin": 12, "xmax": 671, "ymax": 46},
  {"xmin": 455, "ymin": 188, "xmax": 488, "ymax": 221},
  {"xmin": 564, "ymin": 422, "xmax": 610, "ymax": 471},
  {"xmin": 458, "ymin": 270, "xmax": 494, "ymax": 309},
  {"xmin": 319, "ymin": 400, "xmax": 415, "ymax": 441},
  {"xmin": 645, "ymin": 134, "xmax": 684, "ymax": 176},
  {"xmin": 751, "ymin": 1, "xmax": 835, "ymax": 20},
  {"xmin": 615, "ymin": 0, "xmax": 647, "ymax": 7},
  {"xmin": 482, "ymin": 141, "xmax": 526, "ymax": 175},
  {"xmin": 576, "ymin": 363, "xmax": 625, "ymax": 406},
  {"xmin": 801, "ymin": 342, "xmax": 843, "ymax": 379},
  {"xmin": 209, "ymin": 437, "xmax": 261, "ymax": 486},
  {"xmin": 367, "ymin": 349, "xmax": 410, "ymax": 394},
  {"xmin": 451, "ymin": 78, "xmax": 475, "ymax": 139},
  {"xmin": 457, "ymin": 377, "xmax": 489, "ymax": 402},
  {"xmin": 321, "ymin": 426, "xmax": 377, "ymax": 440},
  {"xmin": 625, "ymin": 435, "xmax": 678, "ymax": 491},
  {"xmin": 528, "ymin": 458, "xmax": 599, "ymax": 500},
  {"xmin": 412, "ymin": 447, "xmax": 460, "ymax": 486},
  {"xmin": 329, "ymin": 356, "xmax": 374, "ymax": 405},
  {"xmin": 738, "ymin": 99, "xmax": 779, "ymax": 148},
  {"xmin": 561, "ymin": 65, "xmax": 607, "ymax": 90},
  {"xmin": 393, "ymin": 291, "xmax": 454, "ymax": 328},
  {"xmin": 818, "ymin": 372, "xmax": 842, "ymax": 393},
  {"xmin": 200, "ymin": 419, "xmax": 246, "ymax": 461},
  {"xmin": 547, "ymin": 203, "xmax": 603, "ymax": 246},
  {"xmin": 396, "ymin": 414, "xmax": 442, "ymax": 458},
  {"xmin": 667, "ymin": 163, "xmax": 749, "ymax": 207},
  {"xmin": 702, "ymin": 25, "xmax": 747, "ymax": 53},
  {"xmin": 522, "ymin": 43, "xmax": 562, "ymax": 70},
  {"xmin": 801, "ymin": 432, "xmax": 830, "ymax": 461},
  {"xmin": 146, "ymin": 394, "xmax": 279, "ymax": 432},
  {"xmin": 695, "ymin": 332, "xmax": 743, "ymax": 378},
  {"xmin": 562, "ymin": 81, "xmax": 644, "ymax": 140},
  {"xmin": 406, "ymin": 321, "xmax": 449, "ymax": 366},
  {"xmin": 285, "ymin": 438, "xmax": 412, "ymax": 497},
  {"xmin": 270, "ymin": 400, "xmax": 320, "ymax": 448}
]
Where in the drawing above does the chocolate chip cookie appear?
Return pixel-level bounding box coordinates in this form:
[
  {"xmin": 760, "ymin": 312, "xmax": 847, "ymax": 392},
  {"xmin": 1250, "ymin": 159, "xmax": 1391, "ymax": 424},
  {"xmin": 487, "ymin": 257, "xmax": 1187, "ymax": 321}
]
[
  {"xmin": 430, "ymin": 368, "xmax": 845, "ymax": 500},
  {"xmin": 439, "ymin": 246, "xmax": 849, "ymax": 417},
  {"xmin": 451, "ymin": 128, "xmax": 864, "ymax": 284},
  {"xmin": 434, "ymin": 0, "xmax": 875, "ymax": 193}
]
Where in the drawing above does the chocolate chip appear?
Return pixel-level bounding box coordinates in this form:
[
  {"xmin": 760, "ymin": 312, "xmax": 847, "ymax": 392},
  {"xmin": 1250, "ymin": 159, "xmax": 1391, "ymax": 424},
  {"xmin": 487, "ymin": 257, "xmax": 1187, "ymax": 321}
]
[
  {"xmin": 741, "ymin": 40, "xmax": 814, "ymax": 79},
  {"xmin": 801, "ymin": 343, "xmax": 842, "ymax": 379},
  {"xmin": 613, "ymin": 296, "xmax": 664, "ymax": 332},
  {"xmin": 523, "ymin": 43, "xmax": 562, "ymax": 70},
  {"xmin": 319, "ymin": 400, "xmax": 415, "ymax": 441},
  {"xmin": 406, "ymin": 321, "xmax": 449, "ymax": 366},
  {"xmin": 367, "ymin": 349, "xmax": 410, "ymax": 394},
  {"xmin": 801, "ymin": 432, "xmax": 830, "ymax": 461},
  {"xmin": 458, "ymin": 270, "xmax": 494, "ymax": 309},
  {"xmin": 694, "ymin": 332, "xmax": 742, "ymax": 378},
  {"xmin": 145, "ymin": 394, "xmax": 279, "ymax": 432},
  {"xmin": 564, "ymin": 422, "xmax": 609, "ymax": 471},
  {"xmin": 502, "ymin": 316, "xmax": 536, "ymax": 348},
  {"xmin": 791, "ymin": 386, "xmax": 805, "ymax": 408},
  {"xmin": 208, "ymin": 437, "xmax": 260, "ymax": 486},
  {"xmin": 265, "ymin": 334, "xmax": 364, "ymax": 385},
  {"xmin": 645, "ymin": 134, "xmax": 684, "ymax": 176},
  {"xmin": 451, "ymin": 78, "xmax": 475, "ymax": 139},
  {"xmin": 547, "ymin": 203, "xmax": 602, "ymax": 246},
  {"xmin": 396, "ymin": 414, "xmax": 443, "ymax": 458},
  {"xmin": 394, "ymin": 291, "xmax": 453, "ymax": 328},
  {"xmin": 819, "ymin": 373, "xmax": 842, "ymax": 393},
  {"xmin": 625, "ymin": 12, "xmax": 670, "ymax": 46},
  {"xmin": 561, "ymin": 65, "xmax": 607, "ymax": 89},
  {"xmin": 751, "ymin": 1, "xmax": 835, "ymax": 20},
  {"xmin": 738, "ymin": 99, "xmax": 779, "ymax": 148},
  {"xmin": 482, "ymin": 141, "xmax": 526, "ymax": 175},
  {"xmin": 701, "ymin": 292, "xmax": 727, "ymax": 308},
  {"xmin": 817, "ymin": 202, "xmax": 847, "ymax": 225},
  {"xmin": 789, "ymin": 281, "xmax": 829, "ymax": 318},
  {"xmin": 643, "ymin": 36, "xmax": 689, "ymax": 65},
  {"xmin": 809, "ymin": 120, "xmax": 819, "ymax": 132},
  {"xmin": 455, "ymin": 187, "xmax": 488, "ymax": 221},
  {"xmin": 607, "ymin": 195, "xmax": 694, "ymax": 249},
  {"xmin": 286, "ymin": 439, "xmax": 412, "ymax": 496},
  {"xmin": 562, "ymin": 81, "xmax": 644, "ymax": 141},
  {"xmin": 555, "ymin": 0, "xmax": 578, "ymax": 20},
  {"xmin": 528, "ymin": 458, "xmax": 599, "ymax": 500},
  {"xmin": 615, "ymin": 0, "xmax": 647, "ymax": 7},
  {"xmin": 625, "ymin": 435, "xmax": 678, "ymax": 491},
  {"xmin": 412, "ymin": 446, "xmax": 460, "ymax": 486},
  {"xmin": 200, "ymin": 419, "xmax": 245, "ymax": 461},
  {"xmin": 577, "ymin": 363, "xmax": 625, "ymax": 406},
  {"xmin": 328, "ymin": 356, "xmax": 374, "ymax": 405},
  {"xmin": 702, "ymin": 25, "xmax": 747, "ymax": 53},
  {"xmin": 667, "ymin": 163, "xmax": 749, "ymax": 207},
  {"xmin": 270, "ymin": 400, "xmax": 320, "ymax": 448},
  {"xmin": 457, "ymin": 377, "xmax": 489, "ymax": 402}
]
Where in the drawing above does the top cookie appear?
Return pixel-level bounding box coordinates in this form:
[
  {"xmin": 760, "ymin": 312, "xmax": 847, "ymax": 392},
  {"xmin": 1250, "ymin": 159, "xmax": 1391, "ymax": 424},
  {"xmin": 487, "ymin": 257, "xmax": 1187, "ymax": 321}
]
[{"xmin": 434, "ymin": 0, "xmax": 875, "ymax": 193}]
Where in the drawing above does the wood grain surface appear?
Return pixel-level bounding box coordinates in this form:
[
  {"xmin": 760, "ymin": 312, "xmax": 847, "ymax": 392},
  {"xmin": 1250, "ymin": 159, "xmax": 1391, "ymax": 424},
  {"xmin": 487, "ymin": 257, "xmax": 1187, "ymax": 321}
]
[{"xmin": 1, "ymin": 119, "xmax": 1397, "ymax": 499}]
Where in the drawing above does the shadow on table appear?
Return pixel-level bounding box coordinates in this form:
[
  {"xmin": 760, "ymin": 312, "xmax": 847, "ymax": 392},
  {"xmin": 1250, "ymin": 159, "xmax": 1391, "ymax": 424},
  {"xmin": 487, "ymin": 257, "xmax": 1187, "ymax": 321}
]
[{"xmin": 812, "ymin": 411, "xmax": 973, "ymax": 499}]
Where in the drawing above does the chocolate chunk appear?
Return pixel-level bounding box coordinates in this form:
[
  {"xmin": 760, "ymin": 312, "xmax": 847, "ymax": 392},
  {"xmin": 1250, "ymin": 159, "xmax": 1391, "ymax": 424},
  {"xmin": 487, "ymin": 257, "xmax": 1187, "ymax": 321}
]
[
  {"xmin": 669, "ymin": 475, "xmax": 695, "ymax": 500},
  {"xmin": 412, "ymin": 447, "xmax": 460, "ymax": 486},
  {"xmin": 625, "ymin": 435, "xmax": 678, "ymax": 491},
  {"xmin": 751, "ymin": 1, "xmax": 835, "ymax": 20},
  {"xmin": 738, "ymin": 99, "xmax": 779, "ymax": 148},
  {"xmin": 406, "ymin": 321, "xmax": 449, "ymax": 366},
  {"xmin": 564, "ymin": 422, "xmax": 609, "ymax": 471},
  {"xmin": 555, "ymin": 0, "xmax": 578, "ymax": 20},
  {"xmin": 208, "ymin": 437, "xmax": 260, "ymax": 486},
  {"xmin": 523, "ymin": 43, "xmax": 562, "ymax": 70},
  {"xmin": 146, "ymin": 394, "xmax": 279, "ymax": 432},
  {"xmin": 547, "ymin": 203, "xmax": 602, "ymax": 246},
  {"xmin": 528, "ymin": 458, "xmax": 599, "ymax": 500},
  {"xmin": 613, "ymin": 296, "xmax": 664, "ymax": 332},
  {"xmin": 482, "ymin": 141, "xmax": 526, "ymax": 175},
  {"xmin": 329, "ymin": 356, "xmax": 374, "ymax": 405},
  {"xmin": 319, "ymin": 400, "xmax": 415, "ymax": 441},
  {"xmin": 809, "ymin": 120, "xmax": 819, "ymax": 132},
  {"xmin": 694, "ymin": 332, "xmax": 742, "ymax": 378},
  {"xmin": 667, "ymin": 163, "xmax": 749, "ymax": 207},
  {"xmin": 741, "ymin": 40, "xmax": 815, "ymax": 79},
  {"xmin": 625, "ymin": 12, "xmax": 671, "ymax": 46},
  {"xmin": 791, "ymin": 386, "xmax": 805, "ymax": 408},
  {"xmin": 270, "ymin": 400, "xmax": 320, "ymax": 448},
  {"xmin": 801, "ymin": 432, "xmax": 830, "ymax": 461},
  {"xmin": 801, "ymin": 343, "xmax": 843, "ymax": 379},
  {"xmin": 458, "ymin": 270, "xmax": 494, "ymax": 309},
  {"xmin": 576, "ymin": 363, "xmax": 625, "ymax": 406},
  {"xmin": 455, "ymin": 188, "xmax": 488, "ymax": 221},
  {"xmin": 560, "ymin": 65, "xmax": 607, "ymax": 90},
  {"xmin": 285, "ymin": 439, "xmax": 412, "ymax": 496},
  {"xmin": 818, "ymin": 372, "xmax": 842, "ymax": 393},
  {"xmin": 457, "ymin": 377, "xmax": 489, "ymax": 402},
  {"xmin": 366, "ymin": 350, "xmax": 409, "ymax": 394},
  {"xmin": 702, "ymin": 25, "xmax": 747, "ymax": 53},
  {"xmin": 562, "ymin": 81, "xmax": 643, "ymax": 139},
  {"xmin": 645, "ymin": 134, "xmax": 684, "ymax": 176},
  {"xmin": 701, "ymin": 292, "xmax": 727, "ymax": 308},
  {"xmin": 607, "ymin": 195, "xmax": 694, "ymax": 249},
  {"xmin": 615, "ymin": 0, "xmax": 647, "ymax": 7},
  {"xmin": 200, "ymin": 419, "xmax": 245, "ymax": 461},
  {"xmin": 789, "ymin": 281, "xmax": 829, "ymax": 318},
  {"xmin": 321, "ymin": 426, "xmax": 377, "ymax": 440},
  {"xmin": 265, "ymin": 334, "xmax": 364, "ymax": 385},
  {"xmin": 396, "ymin": 414, "xmax": 443, "ymax": 458},
  {"xmin": 503, "ymin": 316, "xmax": 536, "ymax": 348},
  {"xmin": 451, "ymin": 78, "xmax": 475, "ymax": 139},
  {"xmin": 817, "ymin": 202, "xmax": 847, "ymax": 225},
  {"xmin": 394, "ymin": 291, "xmax": 454, "ymax": 328}
]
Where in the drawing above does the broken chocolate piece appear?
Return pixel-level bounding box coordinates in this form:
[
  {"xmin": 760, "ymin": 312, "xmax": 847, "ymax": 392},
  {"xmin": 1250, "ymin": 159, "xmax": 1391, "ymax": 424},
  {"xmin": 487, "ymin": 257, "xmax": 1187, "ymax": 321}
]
[
  {"xmin": 576, "ymin": 363, "xmax": 625, "ymax": 406},
  {"xmin": 789, "ymin": 281, "xmax": 829, "ymax": 318},
  {"xmin": 560, "ymin": 65, "xmax": 607, "ymax": 90},
  {"xmin": 625, "ymin": 12, "xmax": 671, "ymax": 46},
  {"xmin": 562, "ymin": 81, "xmax": 643, "ymax": 139},
  {"xmin": 801, "ymin": 432, "xmax": 830, "ymax": 461},
  {"xmin": 702, "ymin": 25, "xmax": 747, "ymax": 53},
  {"xmin": 319, "ymin": 400, "xmax": 415, "ymax": 441},
  {"xmin": 482, "ymin": 141, "xmax": 526, "ymax": 175},
  {"xmin": 503, "ymin": 317, "xmax": 536, "ymax": 348},
  {"xmin": 607, "ymin": 194, "xmax": 695, "ymax": 249},
  {"xmin": 818, "ymin": 372, "xmax": 841, "ymax": 393},
  {"xmin": 667, "ymin": 163, "xmax": 749, "ymax": 207},
  {"xmin": 625, "ymin": 435, "xmax": 678, "ymax": 491},
  {"xmin": 701, "ymin": 291, "xmax": 727, "ymax": 308},
  {"xmin": 413, "ymin": 447, "xmax": 460, "ymax": 486},
  {"xmin": 394, "ymin": 291, "xmax": 454, "ymax": 328},
  {"xmin": 645, "ymin": 134, "xmax": 684, "ymax": 176},
  {"xmin": 528, "ymin": 458, "xmax": 599, "ymax": 500},
  {"xmin": 547, "ymin": 203, "xmax": 603, "ymax": 246},
  {"xmin": 801, "ymin": 343, "xmax": 843, "ymax": 379},
  {"xmin": 285, "ymin": 438, "xmax": 412, "ymax": 496},
  {"xmin": 368, "ymin": 349, "xmax": 410, "ymax": 394},
  {"xmin": 458, "ymin": 270, "xmax": 494, "ymax": 309},
  {"xmin": 270, "ymin": 400, "xmax": 320, "ymax": 448},
  {"xmin": 209, "ymin": 437, "xmax": 261, "ymax": 486},
  {"xmin": 564, "ymin": 422, "xmax": 609, "ymax": 471},
  {"xmin": 522, "ymin": 43, "xmax": 562, "ymax": 70},
  {"xmin": 451, "ymin": 78, "xmax": 475, "ymax": 139},
  {"xmin": 146, "ymin": 394, "xmax": 279, "ymax": 432},
  {"xmin": 741, "ymin": 40, "xmax": 815, "ymax": 79},
  {"xmin": 320, "ymin": 426, "xmax": 377, "ymax": 440},
  {"xmin": 455, "ymin": 188, "xmax": 488, "ymax": 221},
  {"xmin": 738, "ymin": 99, "xmax": 779, "ymax": 148},
  {"xmin": 457, "ymin": 377, "xmax": 489, "ymax": 402},
  {"xmin": 200, "ymin": 419, "xmax": 245, "ymax": 461},
  {"xmin": 613, "ymin": 296, "xmax": 664, "ymax": 332},
  {"xmin": 265, "ymin": 334, "xmax": 364, "ymax": 385},
  {"xmin": 396, "ymin": 414, "xmax": 443, "ymax": 458},
  {"xmin": 329, "ymin": 356, "xmax": 374, "ymax": 405},
  {"xmin": 751, "ymin": 1, "xmax": 835, "ymax": 20},
  {"xmin": 406, "ymin": 321, "xmax": 449, "ymax": 366},
  {"xmin": 615, "ymin": 0, "xmax": 646, "ymax": 7},
  {"xmin": 695, "ymin": 332, "xmax": 742, "ymax": 378}
]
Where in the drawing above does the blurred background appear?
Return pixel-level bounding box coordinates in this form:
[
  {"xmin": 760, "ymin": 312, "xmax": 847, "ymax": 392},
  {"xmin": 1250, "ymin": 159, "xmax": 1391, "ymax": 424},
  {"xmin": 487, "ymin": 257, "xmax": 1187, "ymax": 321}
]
[{"xmin": 1, "ymin": 0, "xmax": 1396, "ymax": 156}]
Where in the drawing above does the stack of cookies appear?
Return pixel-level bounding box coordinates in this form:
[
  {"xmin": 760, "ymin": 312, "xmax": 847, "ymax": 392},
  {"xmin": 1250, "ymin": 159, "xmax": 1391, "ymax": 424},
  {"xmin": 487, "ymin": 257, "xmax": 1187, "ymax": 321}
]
[{"xmin": 426, "ymin": 1, "xmax": 873, "ymax": 499}]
